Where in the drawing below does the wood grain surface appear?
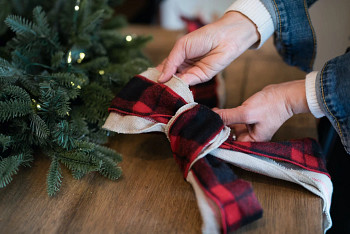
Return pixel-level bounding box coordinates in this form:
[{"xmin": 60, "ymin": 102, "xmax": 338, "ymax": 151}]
[{"xmin": 0, "ymin": 26, "xmax": 322, "ymax": 234}]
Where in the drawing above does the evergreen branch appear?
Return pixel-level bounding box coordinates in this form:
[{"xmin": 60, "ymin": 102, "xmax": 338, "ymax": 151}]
[
  {"xmin": 51, "ymin": 72, "xmax": 83, "ymax": 89},
  {"xmin": 86, "ymin": 129, "xmax": 109, "ymax": 145},
  {"xmin": 95, "ymin": 144, "xmax": 122, "ymax": 163},
  {"xmin": 51, "ymin": 51, "xmax": 64, "ymax": 68},
  {"xmin": 17, "ymin": 76, "xmax": 40, "ymax": 97},
  {"xmin": 52, "ymin": 121, "xmax": 76, "ymax": 150},
  {"xmin": 69, "ymin": 118, "xmax": 89, "ymax": 140},
  {"xmin": 99, "ymin": 161, "xmax": 122, "ymax": 180},
  {"xmin": 73, "ymin": 141, "xmax": 121, "ymax": 180},
  {"xmin": 0, "ymin": 154, "xmax": 23, "ymax": 188},
  {"xmin": 58, "ymin": 151, "xmax": 100, "ymax": 173},
  {"xmin": 0, "ymin": 99, "xmax": 32, "ymax": 122},
  {"xmin": 72, "ymin": 170, "xmax": 86, "ymax": 180},
  {"xmin": 0, "ymin": 134, "xmax": 12, "ymax": 153},
  {"xmin": 80, "ymin": 9, "xmax": 105, "ymax": 35},
  {"xmin": 5, "ymin": 15, "xmax": 36, "ymax": 36},
  {"xmin": 39, "ymin": 83, "xmax": 71, "ymax": 117},
  {"xmin": 47, "ymin": 155, "xmax": 62, "ymax": 196},
  {"xmin": 29, "ymin": 114, "xmax": 50, "ymax": 139},
  {"xmin": 2, "ymin": 85, "xmax": 31, "ymax": 103},
  {"xmin": 0, "ymin": 0, "xmax": 150, "ymax": 194},
  {"xmin": 96, "ymin": 152, "xmax": 122, "ymax": 180},
  {"xmin": 0, "ymin": 58, "xmax": 20, "ymax": 79},
  {"xmin": 0, "ymin": 58, "xmax": 11, "ymax": 68},
  {"xmin": 79, "ymin": 56, "xmax": 109, "ymax": 71},
  {"xmin": 32, "ymin": 6, "xmax": 50, "ymax": 36}
]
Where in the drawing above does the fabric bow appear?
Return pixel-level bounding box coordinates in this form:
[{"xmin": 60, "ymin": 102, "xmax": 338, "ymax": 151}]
[{"xmin": 103, "ymin": 68, "xmax": 333, "ymax": 233}]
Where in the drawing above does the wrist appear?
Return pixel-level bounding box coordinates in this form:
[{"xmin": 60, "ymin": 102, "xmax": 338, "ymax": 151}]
[
  {"xmin": 218, "ymin": 11, "xmax": 260, "ymax": 52},
  {"xmin": 285, "ymin": 80, "xmax": 310, "ymax": 115}
]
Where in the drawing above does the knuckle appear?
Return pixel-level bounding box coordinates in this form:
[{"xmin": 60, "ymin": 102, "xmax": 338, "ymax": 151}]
[
  {"xmin": 220, "ymin": 111, "xmax": 231, "ymax": 125},
  {"xmin": 237, "ymin": 107, "xmax": 250, "ymax": 123},
  {"xmin": 176, "ymin": 36, "xmax": 187, "ymax": 48},
  {"xmin": 262, "ymin": 84, "xmax": 275, "ymax": 91}
]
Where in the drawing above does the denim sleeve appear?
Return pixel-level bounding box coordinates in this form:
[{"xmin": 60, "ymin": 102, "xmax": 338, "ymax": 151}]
[
  {"xmin": 316, "ymin": 52, "xmax": 350, "ymax": 154},
  {"xmin": 259, "ymin": 0, "xmax": 319, "ymax": 72}
]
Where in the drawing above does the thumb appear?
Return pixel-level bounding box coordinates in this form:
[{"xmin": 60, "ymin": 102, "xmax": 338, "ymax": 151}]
[{"xmin": 213, "ymin": 106, "xmax": 249, "ymax": 126}]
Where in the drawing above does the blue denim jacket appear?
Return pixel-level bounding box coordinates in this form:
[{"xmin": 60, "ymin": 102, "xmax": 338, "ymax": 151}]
[{"xmin": 261, "ymin": 0, "xmax": 350, "ymax": 153}]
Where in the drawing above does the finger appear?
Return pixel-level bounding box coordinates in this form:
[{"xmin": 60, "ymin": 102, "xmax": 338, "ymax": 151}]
[
  {"xmin": 213, "ymin": 107, "xmax": 250, "ymax": 126},
  {"xmin": 230, "ymin": 124, "xmax": 248, "ymax": 136},
  {"xmin": 158, "ymin": 38, "xmax": 187, "ymax": 83},
  {"xmin": 236, "ymin": 132, "xmax": 256, "ymax": 142},
  {"xmin": 179, "ymin": 48, "xmax": 234, "ymax": 85},
  {"xmin": 178, "ymin": 64, "xmax": 215, "ymax": 85},
  {"xmin": 155, "ymin": 59, "xmax": 166, "ymax": 73}
]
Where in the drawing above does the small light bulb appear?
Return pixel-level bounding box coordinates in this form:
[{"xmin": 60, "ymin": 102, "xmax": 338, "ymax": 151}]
[
  {"xmin": 79, "ymin": 53, "xmax": 85, "ymax": 60},
  {"xmin": 32, "ymin": 99, "xmax": 36, "ymax": 103},
  {"xmin": 126, "ymin": 35, "xmax": 132, "ymax": 42},
  {"xmin": 77, "ymin": 85, "xmax": 81, "ymax": 89},
  {"xmin": 71, "ymin": 81, "xmax": 75, "ymax": 86},
  {"xmin": 74, "ymin": 5, "xmax": 80, "ymax": 11},
  {"xmin": 36, "ymin": 104, "xmax": 41, "ymax": 109},
  {"xmin": 99, "ymin": 70, "xmax": 105, "ymax": 75},
  {"xmin": 66, "ymin": 112, "xmax": 70, "ymax": 116},
  {"xmin": 67, "ymin": 51, "xmax": 72, "ymax": 64}
]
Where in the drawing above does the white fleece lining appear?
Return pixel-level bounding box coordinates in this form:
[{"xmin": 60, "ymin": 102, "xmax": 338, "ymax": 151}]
[{"xmin": 187, "ymin": 171, "xmax": 221, "ymax": 234}]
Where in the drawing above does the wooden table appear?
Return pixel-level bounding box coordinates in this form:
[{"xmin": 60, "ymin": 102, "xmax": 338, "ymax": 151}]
[{"xmin": 0, "ymin": 26, "xmax": 322, "ymax": 233}]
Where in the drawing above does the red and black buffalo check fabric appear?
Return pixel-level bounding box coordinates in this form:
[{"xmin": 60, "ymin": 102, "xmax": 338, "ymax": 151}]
[{"xmin": 108, "ymin": 75, "xmax": 329, "ymax": 233}]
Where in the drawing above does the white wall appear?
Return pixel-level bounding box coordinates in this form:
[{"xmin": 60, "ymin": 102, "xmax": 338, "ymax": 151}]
[{"xmin": 309, "ymin": 0, "xmax": 350, "ymax": 70}]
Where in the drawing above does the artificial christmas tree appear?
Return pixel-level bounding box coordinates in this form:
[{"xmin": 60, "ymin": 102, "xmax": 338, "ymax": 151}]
[{"xmin": 0, "ymin": 0, "xmax": 151, "ymax": 196}]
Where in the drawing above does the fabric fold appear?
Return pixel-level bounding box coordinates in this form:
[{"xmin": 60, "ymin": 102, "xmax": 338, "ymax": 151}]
[{"xmin": 103, "ymin": 68, "xmax": 333, "ymax": 233}]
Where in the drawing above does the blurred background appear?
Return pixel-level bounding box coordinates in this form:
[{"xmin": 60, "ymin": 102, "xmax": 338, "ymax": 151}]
[{"xmin": 117, "ymin": 0, "xmax": 350, "ymax": 70}]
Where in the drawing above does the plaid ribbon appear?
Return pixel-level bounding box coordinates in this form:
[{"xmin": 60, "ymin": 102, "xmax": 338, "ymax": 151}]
[{"xmin": 104, "ymin": 70, "xmax": 332, "ymax": 233}]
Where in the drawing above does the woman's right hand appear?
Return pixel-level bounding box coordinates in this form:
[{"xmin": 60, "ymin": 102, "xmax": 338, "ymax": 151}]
[{"xmin": 157, "ymin": 11, "xmax": 260, "ymax": 86}]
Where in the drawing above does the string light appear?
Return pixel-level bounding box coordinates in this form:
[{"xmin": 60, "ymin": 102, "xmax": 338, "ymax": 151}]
[
  {"xmin": 77, "ymin": 85, "xmax": 81, "ymax": 89},
  {"xmin": 66, "ymin": 112, "xmax": 70, "ymax": 116},
  {"xmin": 99, "ymin": 70, "xmax": 105, "ymax": 75},
  {"xmin": 77, "ymin": 52, "xmax": 85, "ymax": 63},
  {"xmin": 75, "ymin": 0, "xmax": 80, "ymax": 11},
  {"xmin": 71, "ymin": 81, "xmax": 75, "ymax": 86},
  {"xmin": 36, "ymin": 104, "xmax": 41, "ymax": 110},
  {"xmin": 125, "ymin": 35, "xmax": 133, "ymax": 42},
  {"xmin": 67, "ymin": 51, "xmax": 72, "ymax": 63}
]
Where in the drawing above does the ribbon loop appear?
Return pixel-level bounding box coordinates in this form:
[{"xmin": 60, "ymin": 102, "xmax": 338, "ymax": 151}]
[{"xmin": 165, "ymin": 103, "xmax": 229, "ymax": 177}]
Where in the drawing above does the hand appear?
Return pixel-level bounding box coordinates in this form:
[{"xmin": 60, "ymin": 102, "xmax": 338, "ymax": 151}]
[
  {"xmin": 157, "ymin": 11, "xmax": 259, "ymax": 85},
  {"xmin": 214, "ymin": 80, "xmax": 310, "ymax": 141}
]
